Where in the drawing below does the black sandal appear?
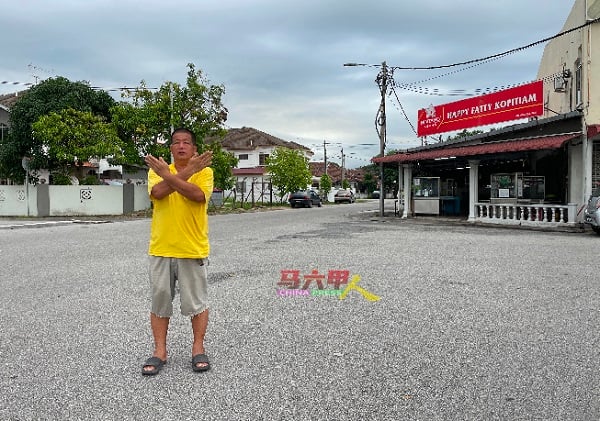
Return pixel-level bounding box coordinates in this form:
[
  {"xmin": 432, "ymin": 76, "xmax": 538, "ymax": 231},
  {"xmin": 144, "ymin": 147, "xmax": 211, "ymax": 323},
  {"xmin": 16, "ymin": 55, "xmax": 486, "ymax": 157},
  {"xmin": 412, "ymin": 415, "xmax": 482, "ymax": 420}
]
[
  {"xmin": 142, "ymin": 356, "xmax": 166, "ymax": 375},
  {"xmin": 192, "ymin": 354, "xmax": 210, "ymax": 372}
]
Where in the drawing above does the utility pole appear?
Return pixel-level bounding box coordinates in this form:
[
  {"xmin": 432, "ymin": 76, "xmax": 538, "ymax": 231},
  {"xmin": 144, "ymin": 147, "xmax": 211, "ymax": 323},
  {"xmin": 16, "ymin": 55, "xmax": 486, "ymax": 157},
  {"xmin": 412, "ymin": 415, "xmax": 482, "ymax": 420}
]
[
  {"xmin": 170, "ymin": 84, "xmax": 174, "ymax": 134},
  {"xmin": 341, "ymin": 147, "xmax": 345, "ymax": 187},
  {"xmin": 375, "ymin": 61, "xmax": 388, "ymax": 217},
  {"xmin": 343, "ymin": 60, "xmax": 391, "ymax": 215},
  {"xmin": 323, "ymin": 140, "xmax": 328, "ymax": 176}
]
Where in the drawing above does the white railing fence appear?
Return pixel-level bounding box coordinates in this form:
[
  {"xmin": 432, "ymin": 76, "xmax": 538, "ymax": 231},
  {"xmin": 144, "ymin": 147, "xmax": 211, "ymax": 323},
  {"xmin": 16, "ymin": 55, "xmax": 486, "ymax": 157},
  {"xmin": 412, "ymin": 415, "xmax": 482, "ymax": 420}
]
[{"xmin": 474, "ymin": 202, "xmax": 578, "ymax": 226}]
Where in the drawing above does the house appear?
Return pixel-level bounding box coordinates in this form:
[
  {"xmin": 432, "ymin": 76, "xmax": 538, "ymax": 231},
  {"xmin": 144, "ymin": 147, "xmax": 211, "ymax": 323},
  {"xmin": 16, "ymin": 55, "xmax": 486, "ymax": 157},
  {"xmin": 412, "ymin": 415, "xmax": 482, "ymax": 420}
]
[
  {"xmin": 374, "ymin": 0, "xmax": 600, "ymax": 228},
  {"xmin": 0, "ymin": 92, "xmax": 26, "ymax": 184},
  {"xmin": 308, "ymin": 161, "xmax": 365, "ymax": 191},
  {"xmin": 0, "ymin": 92, "xmax": 24, "ymax": 130},
  {"xmin": 206, "ymin": 126, "xmax": 313, "ymax": 202},
  {"xmin": 0, "ymin": 104, "xmax": 8, "ymax": 141}
]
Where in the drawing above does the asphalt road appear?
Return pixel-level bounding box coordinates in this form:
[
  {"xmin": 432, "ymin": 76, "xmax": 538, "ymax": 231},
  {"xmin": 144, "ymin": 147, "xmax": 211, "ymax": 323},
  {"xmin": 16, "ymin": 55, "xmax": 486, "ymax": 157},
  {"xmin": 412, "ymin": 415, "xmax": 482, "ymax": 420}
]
[{"xmin": 1, "ymin": 201, "xmax": 598, "ymax": 420}]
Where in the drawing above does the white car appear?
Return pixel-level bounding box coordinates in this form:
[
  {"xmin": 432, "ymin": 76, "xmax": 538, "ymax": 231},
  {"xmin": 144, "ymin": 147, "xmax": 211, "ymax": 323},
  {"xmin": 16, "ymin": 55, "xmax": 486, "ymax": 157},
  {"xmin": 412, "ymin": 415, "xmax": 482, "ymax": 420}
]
[{"xmin": 584, "ymin": 187, "xmax": 600, "ymax": 235}]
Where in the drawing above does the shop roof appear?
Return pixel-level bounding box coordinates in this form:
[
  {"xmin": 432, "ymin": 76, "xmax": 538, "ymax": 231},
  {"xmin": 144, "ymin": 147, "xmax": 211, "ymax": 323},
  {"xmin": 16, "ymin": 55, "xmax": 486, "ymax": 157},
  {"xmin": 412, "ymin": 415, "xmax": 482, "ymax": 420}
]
[{"xmin": 373, "ymin": 133, "xmax": 581, "ymax": 164}]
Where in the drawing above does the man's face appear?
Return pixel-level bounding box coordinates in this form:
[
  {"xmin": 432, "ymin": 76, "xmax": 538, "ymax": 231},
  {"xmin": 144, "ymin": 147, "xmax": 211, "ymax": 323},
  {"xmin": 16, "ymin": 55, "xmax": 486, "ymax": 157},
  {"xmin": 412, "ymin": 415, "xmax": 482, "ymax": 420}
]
[{"xmin": 170, "ymin": 132, "xmax": 197, "ymax": 160}]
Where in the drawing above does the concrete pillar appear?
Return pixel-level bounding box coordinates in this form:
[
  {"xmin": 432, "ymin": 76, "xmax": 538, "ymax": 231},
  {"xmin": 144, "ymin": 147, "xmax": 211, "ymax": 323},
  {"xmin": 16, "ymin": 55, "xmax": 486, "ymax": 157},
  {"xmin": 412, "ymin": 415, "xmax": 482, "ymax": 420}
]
[
  {"xmin": 468, "ymin": 160, "xmax": 479, "ymax": 222},
  {"xmin": 397, "ymin": 163, "xmax": 403, "ymax": 199},
  {"xmin": 123, "ymin": 183, "xmax": 134, "ymax": 214},
  {"xmin": 583, "ymin": 122, "xmax": 593, "ymax": 208},
  {"xmin": 402, "ymin": 165, "xmax": 412, "ymax": 218},
  {"xmin": 37, "ymin": 183, "xmax": 49, "ymax": 217}
]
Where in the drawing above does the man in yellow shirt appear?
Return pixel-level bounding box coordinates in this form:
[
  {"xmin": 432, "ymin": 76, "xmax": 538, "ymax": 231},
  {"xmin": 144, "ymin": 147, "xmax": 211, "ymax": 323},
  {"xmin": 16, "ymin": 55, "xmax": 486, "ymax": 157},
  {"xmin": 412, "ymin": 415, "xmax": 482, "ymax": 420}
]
[{"xmin": 142, "ymin": 128, "xmax": 213, "ymax": 375}]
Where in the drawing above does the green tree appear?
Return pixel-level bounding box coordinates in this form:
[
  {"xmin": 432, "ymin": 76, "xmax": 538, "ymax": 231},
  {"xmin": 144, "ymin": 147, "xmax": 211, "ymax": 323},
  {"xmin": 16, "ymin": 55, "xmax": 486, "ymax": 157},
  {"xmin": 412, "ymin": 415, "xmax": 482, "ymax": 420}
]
[
  {"xmin": 206, "ymin": 141, "xmax": 238, "ymax": 190},
  {"xmin": 362, "ymin": 171, "xmax": 377, "ymax": 194},
  {"xmin": 110, "ymin": 62, "xmax": 228, "ymax": 165},
  {"xmin": 360, "ymin": 163, "xmax": 397, "ymax": 195},
  {"xmin": 446, "ymin": 129, "xmax": 483, "ymax": 141},
  {"xmin": 342, "ymin": 179, "xmax": 350, "ymax": 189},
  {"xmin": 266, "ymin": 147, "xmax": 312, "ymax": 202},
  {"xmin": 110, "ymin": 62, "xmax": 234, "ymax": 189},
  {"xmin": 383, "ymin": 166, "xmax": 399, "ymax": 194},
  {"xmin": 0, "ymin": 77, "xmax": 116, "ymax": 181},
  {"xmin": 320, "ymin": 174, "xmax": 332, "ymax": 201},
  {"xmin": 32, "ymin": 108, "xmax": 124, "ymax": 184}
]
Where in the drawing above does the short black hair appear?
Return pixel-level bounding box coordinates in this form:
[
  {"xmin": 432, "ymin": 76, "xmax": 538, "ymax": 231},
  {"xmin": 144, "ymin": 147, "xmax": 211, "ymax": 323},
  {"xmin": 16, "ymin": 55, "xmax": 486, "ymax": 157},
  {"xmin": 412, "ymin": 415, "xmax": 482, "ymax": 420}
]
[{"xmin": 171, "ymin": 127, "xmax": 197, "ymax": 145}]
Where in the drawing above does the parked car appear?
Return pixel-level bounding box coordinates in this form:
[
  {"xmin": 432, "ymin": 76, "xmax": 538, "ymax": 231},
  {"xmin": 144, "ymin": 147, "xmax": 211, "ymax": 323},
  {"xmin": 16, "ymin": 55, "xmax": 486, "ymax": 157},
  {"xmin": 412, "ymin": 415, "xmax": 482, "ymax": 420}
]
[
  {"xmin": 289, "ymin": 190, "xmax": 322, "ymax": 208},
  {"xmin": 334, "ymin": 189, "xmax": 355, "ymax": 203},
  {"xmin": 584, "ymin": 187, "xmax": 600, "ymax": 234},
  {"xmin": 371, "ymin": 190, "xmax": 380, "ymax": 199}
]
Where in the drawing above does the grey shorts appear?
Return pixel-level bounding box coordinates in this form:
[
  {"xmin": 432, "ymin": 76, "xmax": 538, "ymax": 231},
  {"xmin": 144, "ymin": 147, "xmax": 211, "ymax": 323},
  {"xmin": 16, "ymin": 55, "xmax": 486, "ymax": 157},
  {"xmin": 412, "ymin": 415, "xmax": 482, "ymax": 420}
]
[{"xmin": 149, "ymin": 256, "xmax": 209, "ymax": 317}]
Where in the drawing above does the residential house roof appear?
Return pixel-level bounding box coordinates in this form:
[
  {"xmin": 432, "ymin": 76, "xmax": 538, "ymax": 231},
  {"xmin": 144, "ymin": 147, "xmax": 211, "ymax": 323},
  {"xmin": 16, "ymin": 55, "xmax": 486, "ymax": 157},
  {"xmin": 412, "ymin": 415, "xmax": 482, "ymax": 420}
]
[
  {"xmin": 0, "ymin": 91, "xmax": 26, "ymax": 109},
  {"xmin": 309, "ymin": 162, "xmax": 364, "ymax": 183},
  {"xmin": 206, "ymin": 127, "xmax": 312, "ymax": 154}
]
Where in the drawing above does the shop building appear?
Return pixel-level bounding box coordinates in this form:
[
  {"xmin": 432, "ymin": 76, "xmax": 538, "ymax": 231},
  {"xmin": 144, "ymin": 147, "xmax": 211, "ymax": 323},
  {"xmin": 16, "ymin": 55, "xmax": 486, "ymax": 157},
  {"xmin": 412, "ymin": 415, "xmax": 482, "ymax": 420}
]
[{"xmin": 375, "ymin": 0, "xmax": 600, "ymax": 228}]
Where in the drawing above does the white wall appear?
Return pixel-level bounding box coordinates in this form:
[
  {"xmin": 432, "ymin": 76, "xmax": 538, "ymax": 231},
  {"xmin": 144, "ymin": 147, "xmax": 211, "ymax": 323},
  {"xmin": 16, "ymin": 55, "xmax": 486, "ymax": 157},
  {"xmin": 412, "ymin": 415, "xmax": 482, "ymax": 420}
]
[
  {"xmin": 569, "ymin": 143, "xmax": 584, "ymax": 207},
  {"xmin": 49, "ymin": 185, "xmax": 124, "ymax": 216},
  {"xmin": 133, "ymin": 185, "xmax": 150, "ymax": 211},
  {"xmin": 232, "ymin": 146, "xmax": 274, "ymax": 168},
  {"xmin": 537, "ymin": 0, "xmax": 600, "ymax": 125},
  {"xmin": 0, "ymin": 185, "xmax": 38, "ymax": 216},
  {"xmin": 0, "ymin": 184, "xmax": 151, "ymax": 217},
  {"xmin": 232, "ymin": 146, "xmax": 313, "ymax": 169}
]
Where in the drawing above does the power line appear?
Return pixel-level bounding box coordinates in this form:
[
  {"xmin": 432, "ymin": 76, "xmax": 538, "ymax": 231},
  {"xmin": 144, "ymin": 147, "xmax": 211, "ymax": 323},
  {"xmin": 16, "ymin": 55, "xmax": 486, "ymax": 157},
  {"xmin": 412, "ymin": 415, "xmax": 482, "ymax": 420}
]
[
  {"xmin": 90, "ymin": 86, "xmax": 160, "ymax": 92},
  {"xmin": 347, "ymin": 18, "xmax": 598, "ymax": 97},
  {"xmin": 0, "ymin": 80, "xmax": 33, "ymax": 88},
  {"xmin": 346, "ymin": 17, "xmax": 599, "ymax": 72},
  {"xmin": 346, "ymin": 18, "xmax": 599, "ymax": 147},
  {"xmin": 0, "ymin": 80, "xmax": 160, "ymax": 93},
  {"xmin": 393, "ymin": 69, "xmax": 563, "ymax": 97},
  {"xmin": 389, "ymin": 85, "xmax": 417, "ymax": 135}
]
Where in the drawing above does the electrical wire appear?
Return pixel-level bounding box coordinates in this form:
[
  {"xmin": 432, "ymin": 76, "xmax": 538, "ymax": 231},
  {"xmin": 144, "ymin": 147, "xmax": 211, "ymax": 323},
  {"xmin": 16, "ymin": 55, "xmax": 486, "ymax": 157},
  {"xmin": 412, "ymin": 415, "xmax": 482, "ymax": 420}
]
[
  {"xmin": 389, "ymin": 86, "xmax": 417, "ymax": 134},
  {"xmin": 389, "ymin": 17, "xmax": 600, "ymax": 71},
  {"xmin": 354, "ymin": 18, "xmax": 599, "ymax": 97},
  {"xmin": 373, "ymin": 19, "xmax": 600, "ymax": 143}
]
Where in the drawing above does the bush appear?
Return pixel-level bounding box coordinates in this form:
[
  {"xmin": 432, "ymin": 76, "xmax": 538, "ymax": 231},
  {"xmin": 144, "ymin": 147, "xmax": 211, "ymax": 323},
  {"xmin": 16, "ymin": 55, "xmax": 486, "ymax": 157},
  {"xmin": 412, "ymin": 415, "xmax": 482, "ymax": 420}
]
[
  {"xmin": 50, "ymin": 172, "xmax": 73, "ymax": 185},
  {"xmin": 80, "ymin": 175, "xmax": 102, "ymax": 185}
]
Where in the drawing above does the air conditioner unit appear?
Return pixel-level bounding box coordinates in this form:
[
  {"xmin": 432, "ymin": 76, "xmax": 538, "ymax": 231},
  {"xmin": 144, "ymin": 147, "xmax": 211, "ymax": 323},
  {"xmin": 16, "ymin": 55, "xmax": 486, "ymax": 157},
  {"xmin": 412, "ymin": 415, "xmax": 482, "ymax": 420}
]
[{"xmin": 554, "ymin": 77, "xmax": 566, "ymax": 92}]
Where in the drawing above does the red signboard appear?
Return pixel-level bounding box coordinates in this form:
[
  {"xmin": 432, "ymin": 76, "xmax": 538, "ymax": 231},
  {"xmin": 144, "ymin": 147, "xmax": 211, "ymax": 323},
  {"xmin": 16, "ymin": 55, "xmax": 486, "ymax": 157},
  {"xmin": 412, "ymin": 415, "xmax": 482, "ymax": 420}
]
[{"xmin": 417, "ymin": 80, "xmax": 544, "ymax": 137}]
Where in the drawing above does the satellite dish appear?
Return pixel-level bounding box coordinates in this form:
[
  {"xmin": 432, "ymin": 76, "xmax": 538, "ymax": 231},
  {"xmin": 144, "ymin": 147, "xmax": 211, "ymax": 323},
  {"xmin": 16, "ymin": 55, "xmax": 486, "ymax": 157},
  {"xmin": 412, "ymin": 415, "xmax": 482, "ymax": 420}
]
[{"xmin": 21, "ymin": 157, "xmax": 30, "ymax": 171}]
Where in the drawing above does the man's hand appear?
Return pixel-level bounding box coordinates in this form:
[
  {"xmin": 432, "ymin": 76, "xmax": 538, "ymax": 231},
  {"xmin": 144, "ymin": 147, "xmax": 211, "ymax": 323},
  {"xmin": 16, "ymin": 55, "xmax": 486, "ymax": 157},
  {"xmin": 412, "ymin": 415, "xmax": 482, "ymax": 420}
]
[
  {"xmin": 187, "ymin": 150, "xmax": 213, "ymax": 174},
  {"xmin": 144, "ymin": 155, "xmax": 171, "ymax": 178},
  {"xmin": 145, "ymin": 151, "xmax": 212, "ymax": 202}
]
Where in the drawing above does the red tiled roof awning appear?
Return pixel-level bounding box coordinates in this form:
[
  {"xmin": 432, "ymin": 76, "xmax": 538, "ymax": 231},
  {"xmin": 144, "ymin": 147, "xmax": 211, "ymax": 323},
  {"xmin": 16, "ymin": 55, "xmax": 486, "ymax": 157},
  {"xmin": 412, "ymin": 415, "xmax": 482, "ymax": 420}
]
[
  {"xmin": 373, "ymin": 133, "xmax": 580, "ymax": 164},
  {"xmin": 588, "ymin": 124, "xmax": 600, "ymax": 139},
  {"xmin": 232, "ymin": 167, "xmax": 267, "ymax": 176}
]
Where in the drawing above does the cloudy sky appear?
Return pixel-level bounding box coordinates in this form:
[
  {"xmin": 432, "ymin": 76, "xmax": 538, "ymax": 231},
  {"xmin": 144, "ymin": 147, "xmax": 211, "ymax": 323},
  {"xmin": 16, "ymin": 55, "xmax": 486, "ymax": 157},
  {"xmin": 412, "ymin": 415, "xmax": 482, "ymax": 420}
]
[{"xmin": 1, "ymin": 1, "xmax": 576, "ymax": 168}]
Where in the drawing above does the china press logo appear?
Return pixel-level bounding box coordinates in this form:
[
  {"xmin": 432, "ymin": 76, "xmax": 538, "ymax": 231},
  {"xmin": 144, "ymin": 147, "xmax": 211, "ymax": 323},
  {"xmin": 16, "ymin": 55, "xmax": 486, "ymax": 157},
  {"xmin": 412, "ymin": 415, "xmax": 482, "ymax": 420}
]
[{"xmin": 277, "ymin": 269, "xmax": 380, "ymax": 302}]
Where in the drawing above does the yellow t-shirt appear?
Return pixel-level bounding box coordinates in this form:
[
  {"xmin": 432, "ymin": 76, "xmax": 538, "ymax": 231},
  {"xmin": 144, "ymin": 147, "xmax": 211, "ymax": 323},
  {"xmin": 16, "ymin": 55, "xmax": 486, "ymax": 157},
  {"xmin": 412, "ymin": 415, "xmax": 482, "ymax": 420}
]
[{"xmin": 147, "ymin": 165, "xmax": 213, "ymax": 258}]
